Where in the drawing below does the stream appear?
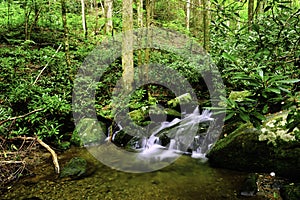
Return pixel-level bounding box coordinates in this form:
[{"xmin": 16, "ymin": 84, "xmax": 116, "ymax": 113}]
[{"xmin": 1, "ymin": 147, "xmax": 267, "ymax": 200}]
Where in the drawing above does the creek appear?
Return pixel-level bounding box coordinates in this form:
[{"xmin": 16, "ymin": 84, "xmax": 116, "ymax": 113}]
[
  {"xmin": 1, "ymin": 146, "xmax": 268, "ymax": 200},
  {"xmin": 2, "ymin": 108, "xmax": 267, "ymax": 199}
]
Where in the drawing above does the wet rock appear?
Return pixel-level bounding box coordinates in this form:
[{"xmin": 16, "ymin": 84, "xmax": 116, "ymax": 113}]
[
  {"xmin": 240, "ymin": 173, "xmax": 258, "ymax": 197},
  {"xmin": 206, "ymin": 121, "xmax": 300, "ymax": 180},
  {"xmin": 60, "ymin": 157, "xmax": 89, "ymax": 179}
]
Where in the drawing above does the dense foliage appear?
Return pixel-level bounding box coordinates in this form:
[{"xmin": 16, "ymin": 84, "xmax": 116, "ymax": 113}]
[{"xmin": 0, "ymin": 0, "xmax": 299, "ymax": 149}]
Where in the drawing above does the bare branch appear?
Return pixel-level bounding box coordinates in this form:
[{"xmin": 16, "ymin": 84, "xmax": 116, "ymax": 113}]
[
  {"xmin": 33, "ymin": 44, "xmax": 62, "ymax": 85},
  {"xmin": 0, "ymin": 108, "xmax": 44, "ymax": 126}
]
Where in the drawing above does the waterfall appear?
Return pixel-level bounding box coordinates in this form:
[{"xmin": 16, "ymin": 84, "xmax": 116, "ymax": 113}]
[{"xmin": 111, "ymin": 106, "xmax": 215, "ymax": 161}]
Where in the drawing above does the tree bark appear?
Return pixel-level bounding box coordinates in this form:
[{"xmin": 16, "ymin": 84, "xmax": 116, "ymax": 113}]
[
  {"xmin": 186, "ymin": 0, "xmax": 191, "ymax": 30},
  {"xmin": 122, "ymin": 0, "xmax": 134, "ymax": 93},
  {"xmin": 61, "ymin": 0, "xmax": 71, "ymax": 66},
  {"xmin": 81, "ymin": 0, "xmax": 88, "ymax": 39},
  {"xmin": 137, "ymin": 0, "xmax": 144, "ymax": 68},
  {"xmin": 248, "ymin": 0, "xmax": 254, "ymax": 30},
  {"xmin": 202, "ymin": 0, "xmax": 210, "ymax": 52},
  {"xmin": 104, "ymin": 0, "xmax": 113, "ymax": 35}
]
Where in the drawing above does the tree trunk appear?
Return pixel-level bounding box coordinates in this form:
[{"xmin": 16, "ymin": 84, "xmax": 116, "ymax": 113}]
[
  {"xmin": 248, "ymin": 0, "xmax": 254, "ymax": 30},
  {"xmin": 122, "ymin": 0, "xmax": 134, "ymax": 93},
  {"xmin": 137, "ymin": 0, "xmax": 143, "ymax": 68},
  {"xmin": 186, "ymin": 0, "xmax": 191, "ymax": 30},
  {"xmin": 104, "ymin": 0, "xmax": 113, "ymax": 35},
  {"xmin": 255, "ymin": 0, "xmax": 265, "ymax": 19},
  {"xmin": 202, "ymin": 0, "xmax": 210, "ymax": 52},
  {"xmin": 144, "ymin": 0, "xmax": 154, "ymax": 80},
  {"xmin": 24, "ymin": 0, "xmax": 31, "ymax": 40},
  {"xmin": 61, "ymin": 0, "xmax": 71, "ymax": 66},
  {"xmin": 81, "ymin": 0, "xmax": 88, "ymax": 39}
]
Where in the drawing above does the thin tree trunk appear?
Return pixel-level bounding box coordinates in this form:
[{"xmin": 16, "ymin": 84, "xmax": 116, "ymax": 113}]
[
  {"xmin": 255, "ymin": 0, "xmax": 265, "ymax": 19},
  {"xmin": 24, "ymin": 1, "xmax": 31, "ymax": 40},
  {"xmin": 81, "ymin": 0, "xmax": 88, "ymax": 39},
  {"xmin": 122, "ymin": 0, "xmax": 134, "ymax": 93},
  {"xmin": 186, "ymin": 0, "xmax": 191, "ymax": 30},
  {"xmin": 145, "ymin": 0, "xmax": 154, "ymax": 80},
  {"xmin": 61, "ymin": 0, "xmax": 71, "ymax": 66},
  {"xmin": 248, "ymin": 0, "xmax": 254, "ymax": 30},
  {"xmin": 137, "ymin": 0, "xmax": 143, "ymax": 68},
  {"xmin": 104, "ymin": 0, "xmax": 113, "ymax": 35},
  {"xmin": 94, "ymin": 0, "xmax": 99, "ymax": 35},
  {"xmin": 202, "ymin": 0, "xmax": 210, "ymax": 52}
]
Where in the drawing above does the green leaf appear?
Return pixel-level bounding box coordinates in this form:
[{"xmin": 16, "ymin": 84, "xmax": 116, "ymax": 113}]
[
  {"xmin": 258, "ymin": 69, "xmax": 264, "ymax": 80},
  {"xmin": 278, "ymin": 87, "xmax": 291, "ymax": 93},
  {"xmin": 239, "ymin": 112, "xmax": 250, "ymax": 122},
  {"xmin": 278, "ymin": 4, "xmax": 291, "ymax": 10},
  {"xmin": 263, "ymin": 104, "xmax": 269, "ymax": 114},
  {"xmin": 253, "ymin": 112, "xmax": 266, "ymax": 121},
  {"xmin": 266, "ymin": 88, "xmax": 281, "ymax": 94},
  {"xmin": 225, "ymin": 112, "xmax": 235, "ymax": 121},
  {"xmin": 277, "ymin": 79, "xmax": 300, "ymax": 84},
  {"xmin": 222, "ymin": 52, "xmax": 236, "ymax": 62}
]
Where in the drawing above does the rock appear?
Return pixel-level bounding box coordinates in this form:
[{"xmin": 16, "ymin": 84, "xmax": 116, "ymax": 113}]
[
  {"xmin": 60, "ymin": 157, "xmax": 89, "ymax": 179},
  {"xmin": 206, "ymin": 121, "xmax": 300, "ymax": 180},
  {"xmin": 240, "ymin": 173, "xmax": 258, "ymax": 197},
  {"xmin": 72, "ymin": 118, "xmax": 107, "ymax": 146},
  {"xmin": 280, "ymin": 183, "xmax": 300, "ymax": 200}
]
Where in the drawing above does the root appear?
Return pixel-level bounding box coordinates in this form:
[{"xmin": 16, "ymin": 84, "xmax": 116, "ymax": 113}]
[{"xmin": 36, "ymin": 138, "xmax": 60, "ymax": 174}]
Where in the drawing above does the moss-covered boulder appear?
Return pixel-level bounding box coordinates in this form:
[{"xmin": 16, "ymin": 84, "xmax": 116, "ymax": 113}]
[
  {"xmin": 60, "ymin": 157, "xmax": 89, "ymax": 179},
  {"xmin": 71, "ymin": 118, "xmax": 107, "ymax": 146},
  {"xmin": 206, "ymin": 121, "xmax": 300, "ymax": 180}
]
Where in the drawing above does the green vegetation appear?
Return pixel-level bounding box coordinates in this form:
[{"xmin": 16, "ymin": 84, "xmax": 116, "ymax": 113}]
[{"xmin": 0, "ymin": 0, "xmax": 299, "ymax": 150}]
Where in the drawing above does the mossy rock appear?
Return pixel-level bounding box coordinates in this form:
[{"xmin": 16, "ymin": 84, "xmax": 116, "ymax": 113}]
[
  {"xmin": 60, "ymin": 157, "xmax": 90, "ymax": 179},
  {"xmin": 72, "ymin": 118, "xmax": 107, "ymax": 146},
  {"xmin": 207, "ymin": 122, "xmax": 300, "ymax": 180}
]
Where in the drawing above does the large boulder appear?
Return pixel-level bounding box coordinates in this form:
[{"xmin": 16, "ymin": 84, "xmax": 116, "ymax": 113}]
[{"xmin": 206, "ymin": 114, "xmax": 300, "ymax": 180}]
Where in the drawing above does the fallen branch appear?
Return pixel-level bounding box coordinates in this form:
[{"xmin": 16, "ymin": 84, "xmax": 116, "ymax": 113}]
[
  {"xmin": 0, "ymin": 108, "xmax": 44, "ymax": 126},
  {"xmin": 33, "ymin": 44, "xmax": 62, "ymax": 85},
  {"xmin": 36, "ymin": 138, "xmax": 60, "ymax": 174},
  {"xmin": 0, "ymin": 160, "xmax": 26, "ymax": 164},
  {"xmin": 7, "ymin": 136, "xmax": 60, "ymax": 174}
]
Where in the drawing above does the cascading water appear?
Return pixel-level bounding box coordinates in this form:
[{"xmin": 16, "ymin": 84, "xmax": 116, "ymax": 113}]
[{"xmin": 109, "ymin": 106, "xmax": 215, "ymax": 161}]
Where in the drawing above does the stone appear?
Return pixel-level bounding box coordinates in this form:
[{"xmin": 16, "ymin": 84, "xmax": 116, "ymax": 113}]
[
  {"xmin": 240, "ymin": 173, "xmax": 258, "ymax": 197},
  {"xmin": 206, "ymin": 121, "xmax": 300, "ymax": 180},
  {"xmin": 60, "ymin": 157, "xmax": 88, "ymax": 179}
]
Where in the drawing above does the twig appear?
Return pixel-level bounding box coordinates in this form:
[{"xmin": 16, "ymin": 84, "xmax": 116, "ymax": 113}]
[
  {"xmin": 33, "ymin": 44, "xmax": 62, "ymax": 85},
  {"xmin": 11, "ymin": 136, "xmax": 60, "ymax": 174},
  {"xmin": 0, "ymin": 160, "xmax": 26, "ymax": 164},
  {"xmin": 36, "ymin": 138, "xmax": 60, "ymax": 174},
  {"xmin": 0, "ymin": 108, "xmax": 44, "ymax": 126}
]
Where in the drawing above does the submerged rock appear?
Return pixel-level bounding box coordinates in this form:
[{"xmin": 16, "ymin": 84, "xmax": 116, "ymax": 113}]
[
  {"xmin": 60, "ymin": 157, "xmax": 89, "ymax": 179},
  {"xmin": 240, "ymin": 173, "xmax": 258, "ymax": 197},
  {"xmin": 206, "ymin": 122, "xmax": 300, "ymax": 180}
]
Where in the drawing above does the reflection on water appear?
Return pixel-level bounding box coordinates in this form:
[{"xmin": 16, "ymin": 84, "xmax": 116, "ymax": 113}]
[{"xmin": 2, "ymin": 147, "xmax": 266, "ymax": 200}]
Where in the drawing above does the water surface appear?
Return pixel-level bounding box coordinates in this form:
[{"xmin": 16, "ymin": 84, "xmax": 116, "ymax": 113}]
[{"xmin": 2, "ymin": 147, "xmax": 266, "ymax": 200}]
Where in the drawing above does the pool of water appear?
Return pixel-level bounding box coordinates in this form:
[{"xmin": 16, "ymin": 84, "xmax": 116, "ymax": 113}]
[{"xmin": 1, "ymin": 147, "xmax": 266, "ymax": 200}]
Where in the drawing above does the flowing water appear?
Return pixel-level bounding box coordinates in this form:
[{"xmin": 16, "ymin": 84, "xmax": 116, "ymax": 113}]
[
  {"xmin": 1, "ymin": 147, "xmax": 266, "ymax": 200},
  {"xmin": 2, "ymin": 109, "xmax": 267, "ymax": 199}
]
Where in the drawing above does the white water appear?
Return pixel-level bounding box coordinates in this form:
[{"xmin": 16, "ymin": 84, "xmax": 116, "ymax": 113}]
[
  {"xmin": 108, "ymin": 107, "xmax": 215, "ymax": 161},
  {"xmin": 137, "ymin": 107, "xmax": 214, "ymax": 161}
]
